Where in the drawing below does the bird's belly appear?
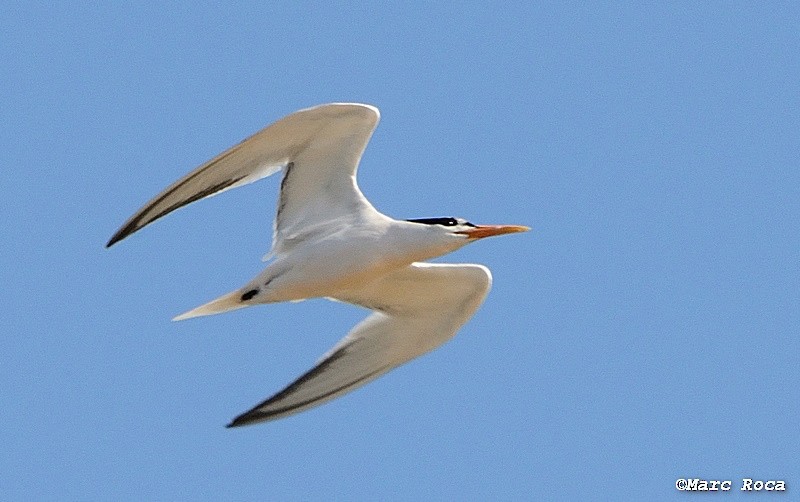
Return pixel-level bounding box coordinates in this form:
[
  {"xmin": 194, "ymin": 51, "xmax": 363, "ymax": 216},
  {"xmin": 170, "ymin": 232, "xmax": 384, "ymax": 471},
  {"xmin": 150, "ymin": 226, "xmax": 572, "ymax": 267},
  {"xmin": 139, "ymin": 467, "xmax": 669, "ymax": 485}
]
[{"xmin": 258, "ymin": 242, "xmax": 410, "ymax": 302}]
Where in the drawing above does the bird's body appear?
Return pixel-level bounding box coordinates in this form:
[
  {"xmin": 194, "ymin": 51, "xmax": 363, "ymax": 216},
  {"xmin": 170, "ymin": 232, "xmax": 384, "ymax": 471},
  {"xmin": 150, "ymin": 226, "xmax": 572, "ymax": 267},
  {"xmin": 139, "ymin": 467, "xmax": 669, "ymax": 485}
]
[
  {"xmin": 189, "ymin": 216, "xmax": 471, "ymax": 311},
  {"xmin": 108, "ymin": 103, "xmax": 528, "ymax": 426}
]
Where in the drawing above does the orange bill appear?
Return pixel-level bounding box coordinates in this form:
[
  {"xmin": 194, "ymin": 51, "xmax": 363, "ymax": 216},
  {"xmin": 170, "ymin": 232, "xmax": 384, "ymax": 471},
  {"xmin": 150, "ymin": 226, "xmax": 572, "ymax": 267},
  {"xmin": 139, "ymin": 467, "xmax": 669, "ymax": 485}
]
[{"xmin": 456, "ymin": 224, "xmax": 530, "ymax": 239}]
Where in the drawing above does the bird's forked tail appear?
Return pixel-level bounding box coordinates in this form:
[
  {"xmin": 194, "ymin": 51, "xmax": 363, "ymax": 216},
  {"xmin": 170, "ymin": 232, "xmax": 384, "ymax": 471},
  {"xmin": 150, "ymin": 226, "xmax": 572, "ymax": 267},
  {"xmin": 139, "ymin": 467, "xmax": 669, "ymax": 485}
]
[{"xmin": 173, "ymin": 290, "xmax": 246, "ymax": 321}]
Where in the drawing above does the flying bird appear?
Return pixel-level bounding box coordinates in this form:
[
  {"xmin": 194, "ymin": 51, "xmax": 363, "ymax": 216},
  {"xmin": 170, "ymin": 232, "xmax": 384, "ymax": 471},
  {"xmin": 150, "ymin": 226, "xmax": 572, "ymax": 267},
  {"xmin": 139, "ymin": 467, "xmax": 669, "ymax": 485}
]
[{"xmin": 107, "ymin": 103, "xmax": 529, "ymax": 427}]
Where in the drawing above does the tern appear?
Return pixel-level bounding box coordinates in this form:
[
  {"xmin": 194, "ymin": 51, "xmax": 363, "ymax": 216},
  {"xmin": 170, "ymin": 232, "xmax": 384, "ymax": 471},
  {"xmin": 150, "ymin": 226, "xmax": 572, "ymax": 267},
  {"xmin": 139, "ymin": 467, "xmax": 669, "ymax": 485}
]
[{"xmin": 107, "ymin": 103, "xmax": 528, "ymax": 427}]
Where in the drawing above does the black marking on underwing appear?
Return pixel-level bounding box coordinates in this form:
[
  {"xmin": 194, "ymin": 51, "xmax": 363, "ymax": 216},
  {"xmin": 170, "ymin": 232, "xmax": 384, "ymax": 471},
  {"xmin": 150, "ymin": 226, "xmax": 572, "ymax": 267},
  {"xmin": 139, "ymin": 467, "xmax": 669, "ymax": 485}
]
[
  {"xmin": 106, "ymin": 172, "xmax": 246, "ymax": 247},
  {"xmin": 240, "ymin": 289, "xmax": 259, "ymax": 301},
  {"xmin": 226, "ymin": 338, "xmax": 389, "ymax": 427},
  {"xmin": 274, "ymin": 162, "xmax": 294, "ymax": 232}
]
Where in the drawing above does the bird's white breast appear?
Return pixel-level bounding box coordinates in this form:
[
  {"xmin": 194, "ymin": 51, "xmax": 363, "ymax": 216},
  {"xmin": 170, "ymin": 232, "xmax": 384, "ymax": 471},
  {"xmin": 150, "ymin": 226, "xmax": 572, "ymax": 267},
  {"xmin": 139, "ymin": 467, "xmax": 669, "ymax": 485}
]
[{"xmin": 253, "ymin": 219, "xmax": 467, "ymax": 303}]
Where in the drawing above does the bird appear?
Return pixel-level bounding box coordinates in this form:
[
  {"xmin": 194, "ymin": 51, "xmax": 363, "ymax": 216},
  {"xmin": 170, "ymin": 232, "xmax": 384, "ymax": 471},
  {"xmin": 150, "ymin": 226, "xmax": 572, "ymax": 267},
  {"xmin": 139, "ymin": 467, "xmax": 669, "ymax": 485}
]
[{"xmin": 107, "ymin": 103, "xmax": 529, "ymax": 427}]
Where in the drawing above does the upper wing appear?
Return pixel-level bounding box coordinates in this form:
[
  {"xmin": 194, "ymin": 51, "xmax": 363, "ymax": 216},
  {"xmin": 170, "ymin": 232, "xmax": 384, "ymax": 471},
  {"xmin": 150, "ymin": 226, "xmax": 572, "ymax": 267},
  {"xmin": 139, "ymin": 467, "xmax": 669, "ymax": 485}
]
[
  {"xmin": 227, "ymin": 263, "xmax": 492, "ymax": 427},
  {"xmin": 106, "ymin": 103, "xmax": 380, "ymax": 248}
]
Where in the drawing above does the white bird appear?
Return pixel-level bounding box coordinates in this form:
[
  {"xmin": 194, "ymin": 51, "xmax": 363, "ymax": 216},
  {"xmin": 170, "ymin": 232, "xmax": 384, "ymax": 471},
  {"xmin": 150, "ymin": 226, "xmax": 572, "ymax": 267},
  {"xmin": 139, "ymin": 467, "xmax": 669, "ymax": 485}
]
[{"xmin": 107, "ymin": 103, "xmax": 528, "ymax": 427}]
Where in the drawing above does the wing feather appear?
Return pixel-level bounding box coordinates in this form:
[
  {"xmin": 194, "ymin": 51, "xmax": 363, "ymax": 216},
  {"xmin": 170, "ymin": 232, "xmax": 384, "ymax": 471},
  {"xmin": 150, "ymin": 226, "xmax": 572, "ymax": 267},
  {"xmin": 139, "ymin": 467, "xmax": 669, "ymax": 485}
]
[
  {"xmin": 107, "ymin": 103, "xmax": 380, "ymax": 247},
  {"xmin": 227, "ymin": 263, "xmax": 492, "ymax": 426}
]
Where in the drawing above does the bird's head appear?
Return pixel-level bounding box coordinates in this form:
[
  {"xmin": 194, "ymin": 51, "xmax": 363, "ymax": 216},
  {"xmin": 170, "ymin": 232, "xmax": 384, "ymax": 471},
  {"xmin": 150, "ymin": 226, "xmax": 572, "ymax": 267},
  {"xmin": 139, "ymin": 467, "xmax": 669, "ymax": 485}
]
[{"xmin": 406, "ymin": 217, "xmax": 529, "ymax": 240}]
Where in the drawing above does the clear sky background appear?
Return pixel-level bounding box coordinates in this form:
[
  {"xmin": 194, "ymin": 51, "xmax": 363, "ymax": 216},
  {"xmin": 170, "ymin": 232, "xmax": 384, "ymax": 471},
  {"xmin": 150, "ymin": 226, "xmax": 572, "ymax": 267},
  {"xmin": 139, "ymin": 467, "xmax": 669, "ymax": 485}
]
[{"xmin": 2, "ymin": 3, "xmax": 798, "ymax": 500}]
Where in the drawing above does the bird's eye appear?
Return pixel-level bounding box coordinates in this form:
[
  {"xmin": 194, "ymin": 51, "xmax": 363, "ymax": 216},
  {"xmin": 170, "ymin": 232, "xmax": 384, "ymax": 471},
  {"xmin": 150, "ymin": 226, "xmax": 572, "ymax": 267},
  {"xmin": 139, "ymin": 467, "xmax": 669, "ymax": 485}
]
[{"xmin": 406, "ymin": 217, "xmax": 464, "ymax": 227}]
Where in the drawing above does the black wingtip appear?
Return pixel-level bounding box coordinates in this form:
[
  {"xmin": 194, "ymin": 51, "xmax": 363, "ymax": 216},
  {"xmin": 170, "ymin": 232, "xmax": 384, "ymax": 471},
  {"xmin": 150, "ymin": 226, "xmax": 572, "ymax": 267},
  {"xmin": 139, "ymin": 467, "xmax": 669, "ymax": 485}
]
[
  {"xmin": 106, "ymin": 227, "xmax": 130, "ymax": 248},
  {"xmin": 227, "ymin": 410, "xmax": 271, "ymax": 428}
]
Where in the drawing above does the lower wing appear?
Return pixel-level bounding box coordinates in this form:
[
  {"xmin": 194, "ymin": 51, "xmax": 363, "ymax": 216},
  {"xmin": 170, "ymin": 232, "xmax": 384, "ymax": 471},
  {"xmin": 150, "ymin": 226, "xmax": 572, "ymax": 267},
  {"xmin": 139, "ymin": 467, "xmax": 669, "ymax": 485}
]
[{"xmin": 227, "ymin": 263, "xmax": 492, "ymax": 427}]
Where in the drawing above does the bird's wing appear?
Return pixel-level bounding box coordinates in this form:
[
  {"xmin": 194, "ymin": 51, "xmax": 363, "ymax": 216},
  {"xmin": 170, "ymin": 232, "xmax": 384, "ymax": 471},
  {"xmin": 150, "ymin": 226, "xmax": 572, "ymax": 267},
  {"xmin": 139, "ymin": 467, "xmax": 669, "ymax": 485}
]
[
  {"xmin": 106, "ymin": 103, "xmax": 381, "ymax": 248},
  {"xmin": 227, "ymin": 263, "xmax": 492, "ymax": 427}
]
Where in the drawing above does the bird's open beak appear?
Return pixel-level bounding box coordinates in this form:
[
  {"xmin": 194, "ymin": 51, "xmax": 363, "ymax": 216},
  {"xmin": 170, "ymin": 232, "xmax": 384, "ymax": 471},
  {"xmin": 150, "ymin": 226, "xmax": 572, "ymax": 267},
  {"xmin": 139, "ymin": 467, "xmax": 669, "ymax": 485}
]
[{"xmin": 456, "ymin": 224, "xmax": 530, "ymax": 239}]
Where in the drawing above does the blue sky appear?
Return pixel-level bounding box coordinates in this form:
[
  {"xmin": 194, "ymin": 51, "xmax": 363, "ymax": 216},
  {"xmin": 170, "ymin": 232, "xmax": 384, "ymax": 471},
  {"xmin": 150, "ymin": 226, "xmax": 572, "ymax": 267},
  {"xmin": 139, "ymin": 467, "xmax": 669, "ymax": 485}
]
[{"xmin": 2, "ymin": 3, "xmax": 798, "ymax": 500}]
